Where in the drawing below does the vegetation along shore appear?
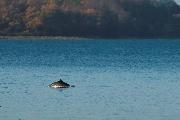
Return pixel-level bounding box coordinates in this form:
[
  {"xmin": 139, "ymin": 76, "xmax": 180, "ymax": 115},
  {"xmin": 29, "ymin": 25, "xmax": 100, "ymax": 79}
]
[{"xmin": 0, "ymin": 0, "xmax": 180, "ymax": 38}]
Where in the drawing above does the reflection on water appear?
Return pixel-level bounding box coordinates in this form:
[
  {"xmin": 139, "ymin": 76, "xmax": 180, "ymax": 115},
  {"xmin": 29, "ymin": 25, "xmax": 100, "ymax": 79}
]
[{"xmin": 0, "ymin": 39, "xmax": 180, "ymax": 120}]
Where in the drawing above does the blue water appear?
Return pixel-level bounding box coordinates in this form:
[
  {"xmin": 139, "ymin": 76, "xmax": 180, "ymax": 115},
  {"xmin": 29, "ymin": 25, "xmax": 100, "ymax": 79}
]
[{"xmin": 1, "ymin": 39, "xmax": 180, "ymax": 120}]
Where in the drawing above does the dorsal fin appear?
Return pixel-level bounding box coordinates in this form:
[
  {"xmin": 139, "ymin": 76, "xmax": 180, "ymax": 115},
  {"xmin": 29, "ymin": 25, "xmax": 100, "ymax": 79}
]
[{"xmin": 58, "ymin": 79, "xmax": 63, "ymax": 82}]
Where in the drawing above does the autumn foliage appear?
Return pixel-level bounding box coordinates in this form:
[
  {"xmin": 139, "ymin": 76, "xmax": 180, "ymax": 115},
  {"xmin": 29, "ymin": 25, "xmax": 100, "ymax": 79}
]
[{"xmin": 0, "ymin": 0, "xmax": 180, "ymax": 37}]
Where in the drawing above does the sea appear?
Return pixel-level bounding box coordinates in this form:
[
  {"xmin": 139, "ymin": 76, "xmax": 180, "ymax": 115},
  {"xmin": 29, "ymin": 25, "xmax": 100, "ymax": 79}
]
[{"xmin": 0, "ymin": 39, "xmax": 180, "ymax": 120}]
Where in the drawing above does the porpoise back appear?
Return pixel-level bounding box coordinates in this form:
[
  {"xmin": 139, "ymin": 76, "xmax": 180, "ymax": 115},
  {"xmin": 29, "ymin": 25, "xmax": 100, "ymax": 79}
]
[{"xmin": 49, "ymin": 79, "xmax": 71, "ymax": 88}]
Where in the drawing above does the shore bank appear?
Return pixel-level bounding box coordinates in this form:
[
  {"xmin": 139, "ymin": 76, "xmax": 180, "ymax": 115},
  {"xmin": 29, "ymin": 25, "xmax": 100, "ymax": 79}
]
[
  {"xmin": 1, "ymin": 35, "xmax": 180, "ymax": 40},
  {"xmin": 0, "ymin": 36, "xmax": 88, "ymax": 40}
]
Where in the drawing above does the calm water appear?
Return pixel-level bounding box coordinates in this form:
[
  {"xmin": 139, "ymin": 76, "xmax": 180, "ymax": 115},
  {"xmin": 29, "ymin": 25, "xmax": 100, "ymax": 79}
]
[{"xmin": 0, "ymin": 39, "xmax": 180, "ymax": 120}]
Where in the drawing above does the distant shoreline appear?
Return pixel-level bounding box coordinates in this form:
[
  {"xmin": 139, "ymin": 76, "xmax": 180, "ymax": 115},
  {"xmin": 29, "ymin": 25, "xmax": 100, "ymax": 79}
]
[
  {"xmin": 0, "ymin": 36, "xmax": 88, "ymax": 40},
  {"xmin": 0, "ymin": 35, "xmax": 180, "ymax": 40}
]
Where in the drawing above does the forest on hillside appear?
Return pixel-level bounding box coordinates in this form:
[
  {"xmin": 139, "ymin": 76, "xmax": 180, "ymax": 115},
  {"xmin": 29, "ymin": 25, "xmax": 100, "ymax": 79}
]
[{"xmin": 0, "ymin": 0, "xmax": 180, "ymax": 38}]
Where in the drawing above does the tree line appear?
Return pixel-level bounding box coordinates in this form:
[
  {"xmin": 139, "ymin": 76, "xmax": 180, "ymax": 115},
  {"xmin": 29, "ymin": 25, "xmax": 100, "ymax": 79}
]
[{"xmin": 0, "ymin": 0, "xmax": 180, "ymax": 38}]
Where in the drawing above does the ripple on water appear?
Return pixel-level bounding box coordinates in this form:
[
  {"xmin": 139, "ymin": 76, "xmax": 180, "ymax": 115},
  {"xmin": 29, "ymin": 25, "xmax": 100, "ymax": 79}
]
[{"xmin": 2, "ymin": 86, "xmax": 8, "ymax": 89}]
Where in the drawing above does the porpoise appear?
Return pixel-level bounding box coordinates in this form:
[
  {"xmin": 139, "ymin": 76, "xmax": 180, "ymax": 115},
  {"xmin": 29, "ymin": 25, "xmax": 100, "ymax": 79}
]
[{"xmin": 49, "ymin": 79, "xmax": 74, "ymax": 88}]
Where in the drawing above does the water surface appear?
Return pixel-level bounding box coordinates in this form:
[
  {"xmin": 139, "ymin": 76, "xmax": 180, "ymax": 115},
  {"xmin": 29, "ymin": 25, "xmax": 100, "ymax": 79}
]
[{"xmin": 1, "ymin": 39, "xmax": 180, "ymax": 120}]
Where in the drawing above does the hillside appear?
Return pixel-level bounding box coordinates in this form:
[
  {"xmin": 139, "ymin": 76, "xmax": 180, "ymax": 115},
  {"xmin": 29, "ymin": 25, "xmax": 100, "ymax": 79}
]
[{"xmin": 0, "ymin": 0, "xmax": 180, "ymax": 38}]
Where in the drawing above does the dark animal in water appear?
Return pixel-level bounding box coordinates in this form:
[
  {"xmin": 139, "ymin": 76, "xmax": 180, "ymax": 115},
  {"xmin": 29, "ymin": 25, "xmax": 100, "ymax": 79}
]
[{"xmin": 49, "ymin": 79, "xmax": 74, "ymax": 88}]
